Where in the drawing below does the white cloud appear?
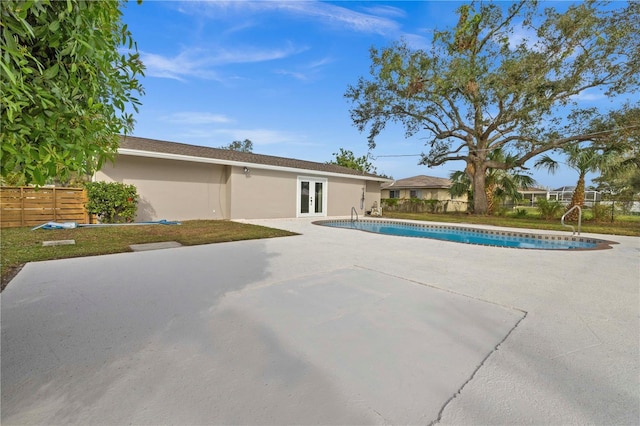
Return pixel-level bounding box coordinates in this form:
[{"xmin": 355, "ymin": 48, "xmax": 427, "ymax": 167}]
[
  {"xmin": 308, "ymin": 56, "xmax": 334, "ymax": 69},
  {"xmin": 141, "ymin": 50, "xmax": 219, "ymax": 81},
  {"xmin": 360, "ymin": 5, "xmax": 407, "ymax": 19},
  {"xmin": 570, "ymin": 89, "xmax": 606, "ymax": 102},
  {"xmin": 181, "ymin": 1, "xmax": 401, "ymax": 36},
  {"xmin": 400, "ymin": 33, "xmax": 430, "ymax": 51},
  {"xmin": 141, "ymin": 43, "xmax": 307, "ymax": 81},
  {"xmin": 274, "ymin": 56, "xmax": 334, "ymax": 82},
  {"xmin": 505, "ymin": 23, "xmax": 554, "ymax": 54},
  {"xmin": 164, "ymin": 112, "xmax": 234, "ymax": 125},
  {"xmin": 274, "ymin": 69, "xmax": 309, "ymax": 81}
]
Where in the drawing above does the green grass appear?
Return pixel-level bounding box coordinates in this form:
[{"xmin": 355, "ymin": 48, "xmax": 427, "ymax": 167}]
[
  {"xmin": 383, "ymin": 211, "xmax": 640, "ymax": 236},
  {"xmin": 1, "ymin": 220, "xmax": 297, "ymax": 290}
]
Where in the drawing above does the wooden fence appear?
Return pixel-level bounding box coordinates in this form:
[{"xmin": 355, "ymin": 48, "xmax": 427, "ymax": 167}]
[{"xmin": 0, "ymin": 187, "xmax": 89, "ymax": 228}]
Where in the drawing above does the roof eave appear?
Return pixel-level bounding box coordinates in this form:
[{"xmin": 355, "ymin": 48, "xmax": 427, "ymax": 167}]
[{"xmin": 117, "ymin": 148, "xmax": 390, "ymax": 182}]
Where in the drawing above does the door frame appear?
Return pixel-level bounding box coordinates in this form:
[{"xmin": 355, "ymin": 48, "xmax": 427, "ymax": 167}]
[{"xmin": 296, "ymin": 176, "xmax": 328, "ymax": 218}]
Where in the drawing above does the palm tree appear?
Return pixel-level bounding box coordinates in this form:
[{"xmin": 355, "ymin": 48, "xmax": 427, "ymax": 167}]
[
  {"xmin": 450, "ymin": 148, "xmax": 536, "ymax": 214},
  {"xmin": 535, "ymin": 144, "xmax": 620, "ymax": 220}
]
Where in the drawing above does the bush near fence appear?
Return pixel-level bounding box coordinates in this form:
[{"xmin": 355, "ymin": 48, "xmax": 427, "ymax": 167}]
[
  {"xmin": 0, "ymin": 187, "xmax": 89, "ymax": 228},
  {"xmin": 381, "ymin": 198, "xmax": 468, "ymax": 213}
]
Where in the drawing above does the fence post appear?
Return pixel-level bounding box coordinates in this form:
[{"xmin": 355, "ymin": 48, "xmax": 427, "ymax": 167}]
[
  {"xmin": 53, "ymin": 187, "xmax": 57, "ymax": 222},
  {"xmin": 20, "ymin": 187, "xmax": 25, "ymax": 226},
  {"xmin": 82, "ymin": 188, "xmax": 89, "ymax": 224},
  {"xmin": 611, "ymin": 200, "xmax": 615, "ymax": 223}
]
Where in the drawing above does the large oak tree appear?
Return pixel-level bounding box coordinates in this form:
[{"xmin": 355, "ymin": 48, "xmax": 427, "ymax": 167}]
[
  {"xmin": 345, "ymin": 0, "xmax": 640, "ymax": 214},
  {"xmin": 1, "ymin": 0, "xmax": 144, "ymax": 186}
]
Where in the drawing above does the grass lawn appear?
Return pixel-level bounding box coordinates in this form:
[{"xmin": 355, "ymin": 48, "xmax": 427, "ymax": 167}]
[
  {"xmin": 1, "ymin": 220, "xmax": 297, "ymax": 290},
  {"xmin": 383, "ymin": 211, "xmax": 640, "ymax": 236}
]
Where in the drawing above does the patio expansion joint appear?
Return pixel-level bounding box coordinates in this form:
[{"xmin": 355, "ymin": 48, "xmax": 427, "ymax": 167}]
[{"xmin": 352, "ymin": 265, "xmax": 528, "ymax": 315}]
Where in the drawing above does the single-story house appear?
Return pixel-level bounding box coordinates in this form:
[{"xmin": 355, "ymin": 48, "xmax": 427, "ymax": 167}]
[
  {"xmin": 515, "ymin": 186, "xmax": 602, "ymax": 206},
  {"xmin": 95, "ymin": 136, "xmax": 390, "ymax": 221},
  {"xmin": 547, "ymin": 186, "xmax": 601, "ymax": 205},
  {"xmin": 517, "ymin": 187, "xmax": 550, "ymax": 206},
  {"xmin": 380, "ymin": 175, "xmax": 467, "ymax": 212}
]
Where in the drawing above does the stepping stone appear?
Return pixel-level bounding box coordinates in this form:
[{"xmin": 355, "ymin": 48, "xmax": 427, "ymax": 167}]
[
  {"xmin": 129, "ymin": 241, "xmax": 182, "ymax": 252},
  {"xmin": 42, "ymin": 240, "xmax": 76, "ymax": 247}
]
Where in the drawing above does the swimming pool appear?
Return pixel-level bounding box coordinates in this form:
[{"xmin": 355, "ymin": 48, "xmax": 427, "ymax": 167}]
[{"xmin": 313, "ymin": 219, "xmax": 616, "ymax": 250}]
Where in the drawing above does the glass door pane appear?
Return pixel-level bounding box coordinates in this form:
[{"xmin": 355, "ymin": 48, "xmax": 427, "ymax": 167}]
[
  {"xmin": 314, "ymin": 182, "xmax": 323, "ymax": 213},
  {"xmin": 300, "ymin": 181, "xmax": 309, "ymax": 214}
]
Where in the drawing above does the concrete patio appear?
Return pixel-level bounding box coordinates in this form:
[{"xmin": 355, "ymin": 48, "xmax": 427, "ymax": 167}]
[{"xmin": 1, "ymin": 218, "xmax": 638, "ymax": 425}]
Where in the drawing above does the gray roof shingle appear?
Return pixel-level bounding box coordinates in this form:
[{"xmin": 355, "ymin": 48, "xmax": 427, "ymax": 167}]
[
  {"xmin": 119, "ymin": 136, "xmax": 384, "ymax": 179},
  {"xmin": 381, "ymin": 175, "xmax": 452, "ymax": 189}
]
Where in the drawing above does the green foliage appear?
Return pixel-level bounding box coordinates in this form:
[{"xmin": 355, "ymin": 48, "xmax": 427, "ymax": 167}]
[
  {"xmin": 513, "ymin": 208, "xmax": 528, "ymax": 218},
  {"xmin": 422, "ymin": 199, "xmax": 445, "ymax": 213},
  {"xmin": 381, "ymin": 198, "xmax": 398, "ymax": 207},
  {"xmin": 220, "ymin": 139, "xmax": 253, "ymax": 152},
  {"xmin": 1, "ymin": 0, "xmax": 145, "ymax": 186},
  {"xmin": 592, "ymin": 106, "xmax": 640, "ymax": 197},
  {"xmin": 536, "ymin": 198, "xmax": 564, "ymax": 220},
  {"xmin": 493, "ymin": 206, "xmax": 510, "ymax": 217},
  {"xmin": 536, "ymin": 143, "xmax": 624, "ymax": 212},
  {"xmin": 590, "ymin": 203, "xmax": 612, "ymax": 223},
  {"xmin": 346, "ymin": 1, "xmax": 640, "ymax": 214},
  {"xmin": 407, "ymin": 197, "xmax": 423, "ymax": 212},
  {"xmin": 327, "ymin": 148, "xmax": 377, "ymax": 174},
  {"xmin": 449, "ymin": 148, "xmax": 536, "ymax": 214},
  {"xmin": 84, "ymin": 181, "xmax": 138, "ymax": 223}
]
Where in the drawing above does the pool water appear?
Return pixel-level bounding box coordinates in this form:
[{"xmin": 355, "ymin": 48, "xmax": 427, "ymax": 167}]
[{"xmin": 314, "ymin": 219, "xmax": 614, "ymax": 250}]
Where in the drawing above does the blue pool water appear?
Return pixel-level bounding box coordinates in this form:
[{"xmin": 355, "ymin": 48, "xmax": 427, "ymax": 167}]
[{"xmin": 314, "ymin": 219, "xmax": 613, "ymax": 250}]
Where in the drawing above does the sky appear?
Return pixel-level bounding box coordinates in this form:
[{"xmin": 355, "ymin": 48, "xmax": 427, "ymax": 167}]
[{"xmin": 120, "ymin": 0, "xmax": 632, "ymax": 189}]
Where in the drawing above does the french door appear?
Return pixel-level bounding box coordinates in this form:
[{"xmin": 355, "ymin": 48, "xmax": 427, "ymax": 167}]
[{"xmin": 297, "ymin": 177, "xmax": 327, "ymax": 217}]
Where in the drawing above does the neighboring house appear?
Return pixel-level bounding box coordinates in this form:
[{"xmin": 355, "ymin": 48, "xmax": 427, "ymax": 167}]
[
  {"xmin": 380, "ymin": 175, "xmax": 467, "ymax": 212},
  {"xmin": 547, "ymin": 186, "xmax": 601, "ymax": 205},
  {"xmin": 517, "ymin": 187, "xmax": 549, "ymax": 206},
  {"xmin": 515, "ymin": 186, "xmax": 603, "ymax": 207},
  {"xmin": 95, "ymin": 136, "xmax": 390, "ymax": 221}
]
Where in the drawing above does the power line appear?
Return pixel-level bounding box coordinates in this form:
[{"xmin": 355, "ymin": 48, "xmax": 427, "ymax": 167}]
[
  {"xmin": 370, "ymin": 154, "xmax": 422, "ymax": 159},
  {"xmin": 370, "ymin": 124, "xmax": 639, "ymax": 160}
]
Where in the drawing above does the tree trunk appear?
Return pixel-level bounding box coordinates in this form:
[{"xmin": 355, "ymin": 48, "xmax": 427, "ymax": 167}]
[
  {"xmin": 470, "ymin": 165, "xmax": 489, "ymax": 215},
  {"xmin": 485, "ymin": 183, "xmax": 496, "ymax": 215},
  {"xmin": 566, "ymin": 173, "xmax": 586, "ymax": 221}
]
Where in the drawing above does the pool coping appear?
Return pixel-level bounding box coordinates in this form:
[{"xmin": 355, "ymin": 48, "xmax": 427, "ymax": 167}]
[{"xmin": 312, "ymin": 218, "xmax": 618, "ymax": 251}]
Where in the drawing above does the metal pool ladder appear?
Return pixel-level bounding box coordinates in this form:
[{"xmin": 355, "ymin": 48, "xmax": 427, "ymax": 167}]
[
  {"xmin": 351, "ymin": 206, "xmax": 359, "ymax": 222},
  {"xmin": 561, "ymin": 205, "xmax": 582, "ymax": 235}
]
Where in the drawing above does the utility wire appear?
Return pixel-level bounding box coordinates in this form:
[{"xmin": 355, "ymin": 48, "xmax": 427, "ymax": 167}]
[{"xmin": 370, "ymin": 124, "xmax": 639, "ymax": 160}]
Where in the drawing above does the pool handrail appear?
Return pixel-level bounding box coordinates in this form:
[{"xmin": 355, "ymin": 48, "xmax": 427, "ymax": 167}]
[
  {"xmin": 351, "ymin": 206, "xmax": 358, "ymax": 223},
  {"xmin": 561, "ymin": 205, "xmax": 582, "ymax": 235}
]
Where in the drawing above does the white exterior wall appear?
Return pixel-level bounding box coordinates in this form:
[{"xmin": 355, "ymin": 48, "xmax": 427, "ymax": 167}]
[
  {"xmin": 96, "ymin": 154, "xmax": 384, "ymax": 221},
  {"xmin": 327, "ymin": 177, "xmax": 382, "ymax": 217},
  {"xmin": 228, "ymin": 167, "xmax": 297, "ymax": 219},
  {"xmin": 95, "ymin": 156, "xmax": 228, "ymax": 221},
  {"xmin": 381, "ymin": 187, "xmax": 460, "ymax": 201}
]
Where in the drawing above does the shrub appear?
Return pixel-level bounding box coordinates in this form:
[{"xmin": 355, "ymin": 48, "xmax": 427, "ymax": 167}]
[
  {"xmin": 536, "ymin": 198, "xmax": 564, "ymax": 220},
  {"xmin": 512, "ymin": 208, "xmax": 528, "ymax": 218},
  {"xmin": 85, "ymin": 182, "xmax": 138, "ymax": 223},
  {"xmin": 591, "ymin": 203, "xmax": 612, "ymax": 223},
  {"xmin": 493, "ymin": 206, "xmax": 510, "ymax": 217},
  {"xmin": 407, "ymin": 197, "xmax": 424, "ymax": 213},
  {"xmin": 381, "ymin": 198, "xmax": 398, "ymax": 208},
  {"xmin": 424, "ymin": 199, "xmax": 441, "ymax": 213}
]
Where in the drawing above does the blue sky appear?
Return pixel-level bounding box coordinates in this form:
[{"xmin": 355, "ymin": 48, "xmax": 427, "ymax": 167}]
[{"xmin": 121, "ymin": 0, "xmax": 627, "ymax": 189}]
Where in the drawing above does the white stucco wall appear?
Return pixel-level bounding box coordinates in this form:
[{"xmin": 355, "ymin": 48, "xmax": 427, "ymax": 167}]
[
  {"xmin": 95, "ymin": 156, "xmax": 228, "ymax": 221},
  {"xmin": 321, "ymin": 177, "xmax": 382, "ymax": 217},
  {"xmin": 228, "ymin": 167, "xmax": 297, "ymax": 219},
  {"xmin": 96, "ymin": 155, "xmax": 385, "ymax": 221}
]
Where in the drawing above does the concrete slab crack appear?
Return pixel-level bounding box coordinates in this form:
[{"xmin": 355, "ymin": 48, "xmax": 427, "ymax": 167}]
[{"xmin": 428, "ymin": 310, "xmax": 528, "ymax": 426}]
